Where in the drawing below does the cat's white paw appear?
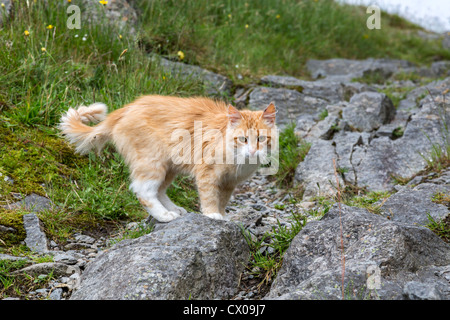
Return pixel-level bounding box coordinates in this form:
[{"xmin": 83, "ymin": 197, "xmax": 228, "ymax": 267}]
[
  {"xmin": 204, "ymin": 212, "xmax": 224, "ymax": 220},
  {"xmin": 152, "ymin": 210, "xmax": 180, "ymax": 223}
]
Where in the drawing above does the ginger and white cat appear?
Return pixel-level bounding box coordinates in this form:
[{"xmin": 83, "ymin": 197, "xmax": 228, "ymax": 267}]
[{"xmin": 59, "ymin": 95, "xmax": 277, "ymax": 222}]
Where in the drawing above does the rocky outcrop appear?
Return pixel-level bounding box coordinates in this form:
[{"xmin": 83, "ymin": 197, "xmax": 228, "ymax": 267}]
[
  {"xmin": 70, "ymin": 212, "xmax": 249, "ymax": 300},
  {"xmin": 267, "ymin": 204, "xmax": 450, "ymax": 300},
  {"xmin": 295, "ymin": 75, "xmax": 449, "ymax": 198},
  {"xmin": 152, "ymin": 55, "xmax": 233, "ymax": 96}
]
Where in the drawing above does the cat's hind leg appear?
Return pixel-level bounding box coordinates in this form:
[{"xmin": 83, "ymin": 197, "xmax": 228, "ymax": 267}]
[
  {"xmin": 157, "ymin": 171, "xmax": 188, "ymax": 216},
  {"xmin": 130, "ymin": 172, "xmax": 181, "ymax": 223}
]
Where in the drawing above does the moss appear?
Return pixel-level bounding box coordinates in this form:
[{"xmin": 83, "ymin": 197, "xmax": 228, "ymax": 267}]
[
  {"xmin": 0, "ymin": 121, "xmax": 87, "ymax": 204},
  {"xmin": 0, "ymin": 208, "xmax": 26, "ymax": 249}
]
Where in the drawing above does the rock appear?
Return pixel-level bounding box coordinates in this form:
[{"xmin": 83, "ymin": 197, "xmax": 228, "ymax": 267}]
[
  {"xmin": 82, "ymin": 0, "xmax": 138, "ymax": 33},
  {"xmin": 12, "ymin": 263, "xmax": 80, "ymax": 278},
  {"xmin": 306, "ymin": 58, "xmax": 414, "ymax": 82},
  {"xmin": 403, "ymin": 281, "xmax": 444, "ymax": 300},
  {"xmin": 267, "ymin": 204, "xmax": 450, "ymax": 300},
  {"xmin": 73, "ymin": 233, "xmax": 96, "ymax": 244},
  {"xmin": 0, "ymin": 225, "xmax": 16, "ymax": 233},
  {"xmin": 248, "ymin": 87, "xmax": 328, "ymax": 126},
  {"xmin": 0, "ymin": 254, "xmax": 29, "ymax": 262},
  {"xmin": 431, "ymin": 61, "xmax": 450, "ymax": 78},
  {"xmin": 23, "ymin": 213, "xmax": 48, "ymax": 254},
  {"xmin": 4, "ymin": 193, "xmax": 54, "ymax": 212},
  {"xmin": 261, "ymin": 75, "xmax": 374, "ymax": 103},
  {"xmin": 295, "ymin": 114, "xmax": 317, "ymax": 138},
  {"xmin": 53, "ymin": 252, "xmax": 79, "ymax": 265},
  {"xmin": 297, "ymin": 78, "xmax": 449, "ymax": 195},
  {"xmin": 342, "ymin": 92, "xmax": 395, "ymax": 132},
  {"xmin": 380, "ymin": 183, "xmax": 450, "ymax": 226},
  {"xmin": 398, "ymin": 77, "xmax": 450, "ymax": 111},
  {"xmin": 49, "ymin": 288, "xmax": 64, "ymax": 300},
  {"xmin": 295, "ymin": 139, "xmax": 344, "ymax": 199},
  {"xmin": 153, "ymin": 55, "xmax": 233, "ymax": 96},
  {"xmin": 70, "ymin": 212, "xmax": 249, "ymax": 300}
]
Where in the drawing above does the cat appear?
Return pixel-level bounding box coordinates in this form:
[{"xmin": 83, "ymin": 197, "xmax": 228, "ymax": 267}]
[{"xmin": 59, "ymin": 95, "xmax": 277, "ymax": 222}]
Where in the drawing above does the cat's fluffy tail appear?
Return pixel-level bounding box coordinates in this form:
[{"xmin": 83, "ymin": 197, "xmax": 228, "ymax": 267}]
[{"xmin": 59, "ymin": 103, "xmax": 111, "ymax": 155}]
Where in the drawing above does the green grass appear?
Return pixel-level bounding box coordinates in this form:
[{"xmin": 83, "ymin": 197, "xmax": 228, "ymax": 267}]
[
  {"xmin": 242, "ymin": 211, "xmax": 306, "ymax": 287},
  {"xmin": 274, "ymin": 123, "xmax": 311, "ymax": 188},
  {"xmin": 135, "ymin": 0, "xmax": 449, "ymax": 83}
]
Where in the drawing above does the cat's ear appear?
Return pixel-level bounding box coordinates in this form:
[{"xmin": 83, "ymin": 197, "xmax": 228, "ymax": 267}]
[
  {"xmin": 262, "ymin": 102, "xmax": 277, "ymax": 127},
  {"xmin": 227, "ymin": 105, "xmax": 242, "ymax": 127}
]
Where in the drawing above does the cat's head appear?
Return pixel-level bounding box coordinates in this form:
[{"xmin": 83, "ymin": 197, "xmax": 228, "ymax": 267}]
[{"xmin": 226, "ymin": 102, "xmax": 278, "ymax": 164}]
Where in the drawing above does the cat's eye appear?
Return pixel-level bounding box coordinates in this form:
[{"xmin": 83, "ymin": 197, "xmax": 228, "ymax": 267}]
[
  {"xmin": 258, "ymin": 136, "xmax": 267, "ymax": 143},
  {"xmin": 238, "ymin": 136, "xmax": 248, "ymax": 143}
]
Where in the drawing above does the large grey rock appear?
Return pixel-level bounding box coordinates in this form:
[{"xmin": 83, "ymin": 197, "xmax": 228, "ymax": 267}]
[
  {"xmin": 248, "ymin": 87, "xmax": 328, "ymax": 126},
  {"xmin": 23, "ymin": 213, "xmax": 48, "ymax": 254},
  {"xmin": 343, "ymin": 92, "xmax": 395, "ymax": 132},
  {"xmin": 70, "ymin": 213, "xmax": 249, "ymax": 300},
  {"xmin": 267, "ymin": 204, "xmax": 450, "ymax": 300},
  {"xmin": 380, "ymin": 183, "xmax": 450, "ymax": 226},
  {"xmin": 153, "ymin": 56, "xmax": 233, "ymax": 96}
]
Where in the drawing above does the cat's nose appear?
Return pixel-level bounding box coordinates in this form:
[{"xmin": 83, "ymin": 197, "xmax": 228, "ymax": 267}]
[{"xmin": 249, "ymin": 148, "xmax": 256, "ymax": 156}]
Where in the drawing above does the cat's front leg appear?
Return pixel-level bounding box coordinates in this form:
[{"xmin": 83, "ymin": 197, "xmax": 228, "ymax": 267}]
[{"xmin": 196, "ymin": 178, "xmax": 224, "ymax": 220}]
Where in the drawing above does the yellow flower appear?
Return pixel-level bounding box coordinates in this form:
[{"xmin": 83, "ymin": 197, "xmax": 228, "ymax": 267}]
[
  {"xmin": 46, "ymin": 25, "xmax": 54, "ymax": 30},
  {"xmin": 1, "ymin": 3, "xmax": 5, "ymax": 8},
  {"xmin": 245, "ymin": 24, "xmax": 249, "ymax": 29},
  {"xmin": 119, "ymin": 34, "xmax": 123, "ymax": 39},
  {"xmin": 99, "ymin": 0, "xmax": 108, "ymax": 6},
  {"xmin": 177, "ymin": 50, "xmax": 185, "ymax": 61},
  {"xmin": 162, "ymin": 76, "xmax": 166, "ymax": 80},
  {"xmin": 276, "ymin": 14, "xmax": 280, "ymax": 19},
  {"xmin": 228, "ymin": 14, "xmax": 231, "ymax": 19},
  {"xmin": 67, "ymin": 0, "xmax": 72, "ymax": 2},
  {"xmin": 363, "ymin": 34, "xmax": 369, "ymax": 39},
  {"xmin": 24, "ymin": 30, "xmax": 30, "ymax": 36},
  {"xmin": 41, "ymin": 47, "xmax": 46, "ymax": 52}
]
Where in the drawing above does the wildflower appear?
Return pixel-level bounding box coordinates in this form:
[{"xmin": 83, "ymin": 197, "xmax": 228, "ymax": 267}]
[
  {"xmin": 24, "ymin": 30, "xmax": 30, "ymax": 36},
  {"xmin": 177, "ymin": 50, "xmax": 185, "ymax": 61},
  {"xmin": 162, "ymin": 76, "xmax": 166, "ymax": 80},
  {"xmin": 99, "ymin": 0, "xmax": 108, "ymax": 6},
  {"xmin": 41, "ymin": 47, "xmax": 46, "ymax": 52},
  {"xmin": 245, "ymin": 24, "xmax": 249, "ymax": 29},
  {"xmin": 46, "ymin": 25, "xmax": 54, "ymax": 30},
  {"xmin": 276, "ymin": 14, "xmax": 280, "ymax": 19},
  {"xmin": 1, "ymin": 3, "xmax": 5, "ymax": 8},
  {"xmin": 363, "ymin": 34, "xmax": 369, "ymax": 39},
  {"xmin": 119, "ymin": 34, "xmax": 123, "ymax": 39},
  {"xmin": 67, "ymin": 0, "xmax": 72, "ymax": 2},
  {"xmin": 228, "ymin": 14, "xmax": 231, "ymax": 19}
]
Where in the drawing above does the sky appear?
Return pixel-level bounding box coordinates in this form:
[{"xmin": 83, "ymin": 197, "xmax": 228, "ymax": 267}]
[{"xmin": 339, "ymin": 0, "xmax": 450, "ymax": 33}]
